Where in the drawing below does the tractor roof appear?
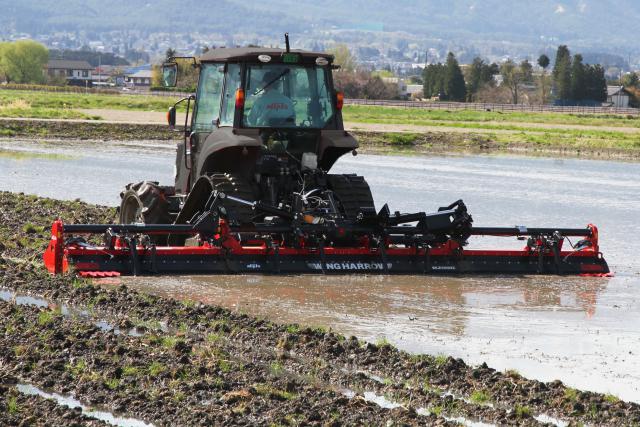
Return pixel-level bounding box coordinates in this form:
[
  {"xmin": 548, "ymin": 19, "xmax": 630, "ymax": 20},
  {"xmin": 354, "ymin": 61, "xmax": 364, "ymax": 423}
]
[{"xmin": 199, "ymin": 47, "xmax": 334, "ymax": 63}]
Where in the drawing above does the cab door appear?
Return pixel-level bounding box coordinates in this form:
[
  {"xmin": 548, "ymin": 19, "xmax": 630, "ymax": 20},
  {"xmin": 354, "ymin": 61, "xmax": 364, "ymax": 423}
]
[{"xmin": 175, "ymin": 63, "xmax": 225, "ymax": 193}]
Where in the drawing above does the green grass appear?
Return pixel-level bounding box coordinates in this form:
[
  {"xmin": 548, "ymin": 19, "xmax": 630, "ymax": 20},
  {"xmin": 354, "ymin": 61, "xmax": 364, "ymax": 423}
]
[
  {"xmin": 385, "ymin": 132, "xmax": 419, "ymax": 145},
  {"xmin": 269, "ymin": 361, "xmax": 284, "ymax": 376},
  {"xmin": 37, "ymin": 310, "xmax": 55, "ymax": 326},
  {"xmin": 254, "ymin": 383, "xmax": 297, "ymax": 401},
  {"xmin": 7, "ymin": 395, "xmax": 19, "ymax": 414},
  {"xmin": 434, "ymin": 354, "xmax": 448, "ymax": 368},
  {"xmin": 0, "ymin": 89, "xmax": 182, "ymax": 112},
  {"xmin": 470, "ymin": 390, "xmax": 492, "ymax": 404},
  {"xmin": 604, "ymin": 393, "xmax": 620, "ymax": 404},
  {"xmin": 514, "ymin": 405, "xmax": 532, "ymax": 418},
  {"xmin": 285, "ymin": 324, "xmax": 300, "ymax": 334},
  {"xmin": 122, "ymin": 366, "xmax": 140, "ymax": 377},
  {"xmin": 343, "ymin": 104, "xmax": 640, "ymax": 129},
  {"xmin": 564, "ymin": 387, "xmax": 580, "ymax": 402},
  {"xmin": 346, "ymin": 105, "xmax": 640, "ymax": 153},
  {"xmin": 375, "ymin": 337, "xmax": 392, "ymax": 348},
  {"xmin": 103, "ymin": 377, "xmax": 120, "ymax": 390},
  {"xmin": 148, "ymin": 361, "xmax": 166, "ymax": 376},
  {"xmin": 429, "ymin": 405, "xmax": 443, "ymax": 416}
]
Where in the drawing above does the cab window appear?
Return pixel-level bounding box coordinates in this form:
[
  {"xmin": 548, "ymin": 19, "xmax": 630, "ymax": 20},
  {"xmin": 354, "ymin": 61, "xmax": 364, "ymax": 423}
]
[
  {"xmin": 193, "ymin": 63, "xmax": 224, "ymax": 132},
  {"xmin": 219, "ymin": 63, "xmax": 241, "ymax": 127},
  {"xmin": 242, "ymin": 64, "xmax": 336, "ymax": 129}
]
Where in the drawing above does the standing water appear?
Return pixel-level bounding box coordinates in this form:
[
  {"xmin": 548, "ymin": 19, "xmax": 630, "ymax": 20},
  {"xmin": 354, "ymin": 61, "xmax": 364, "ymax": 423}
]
[{"xmin": 2, "ymin": 138, "xmax": 639, "ymax": 402}]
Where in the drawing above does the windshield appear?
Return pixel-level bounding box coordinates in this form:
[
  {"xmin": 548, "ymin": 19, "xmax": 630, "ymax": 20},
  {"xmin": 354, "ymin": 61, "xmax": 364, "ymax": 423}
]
[{"xmin": 243, "ymin": 64, "xmax": 335, "ymax": 129}]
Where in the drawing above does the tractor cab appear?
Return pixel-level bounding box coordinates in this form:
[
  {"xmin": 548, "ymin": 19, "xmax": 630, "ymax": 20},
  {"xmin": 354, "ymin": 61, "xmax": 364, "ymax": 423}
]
[{"xmin": 163, "ymin": 46, "xmax": 356, "ymax": 198}]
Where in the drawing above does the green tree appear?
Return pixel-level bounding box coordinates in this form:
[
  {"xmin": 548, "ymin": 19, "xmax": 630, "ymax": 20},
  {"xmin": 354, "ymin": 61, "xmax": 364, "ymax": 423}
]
[
  {"xmin": 538, "ymin": 54, "xmax": 551, "ymax": 104},
  {"xmin": 328, "ymin": 44, "xmax": 357, "ymax": 73},
  {"xmin": 444, "ymin": 52, "xmax": 466, "ymax": 102},
  {"xmin": 553, "ymin": 45, "xmax": 572, "ymax": 102},
  {"xmin": 466, "ymin": 57, "xmax": 499, "ymax": 101},
  {"xmin": 165, "ymin": 48, "xmax": 176, "ymax": 62},
  {"xmin": 622, "ymin": 72, "xmax": 640, "ymax": 88},
  {"xmin": 0, "ymin": 40, "xmax": 49, "ymax": 84},
  {"xmin": 501, "ymin": 59, "xmax": 533, "ymax": 104},
  {"xmin": 570, "ymin": 54, "xmax": 586, "ymax": 101},
  {"xmin": 584, "ymin": 64, "xmax": 607, "ymax": 102},
  {"xmin": 422, "ymin": 63, "xmax": 446, "ymax": 98}
]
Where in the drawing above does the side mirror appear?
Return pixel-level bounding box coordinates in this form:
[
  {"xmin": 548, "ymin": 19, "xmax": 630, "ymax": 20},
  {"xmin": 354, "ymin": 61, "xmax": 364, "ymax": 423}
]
[
  {"xmin": 162, "ymin": 63, "xmax": 178, "ymax": 87},
  {"xmin": 167, "ymin": 106, "xmax": 176, "ymax": 129}
]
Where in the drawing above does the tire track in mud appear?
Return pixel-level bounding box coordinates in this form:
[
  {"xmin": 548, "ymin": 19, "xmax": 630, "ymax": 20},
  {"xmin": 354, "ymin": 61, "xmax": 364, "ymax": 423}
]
[{"xmin": 1, "ymin": 191, "xmax": 640, "ymax": 426}]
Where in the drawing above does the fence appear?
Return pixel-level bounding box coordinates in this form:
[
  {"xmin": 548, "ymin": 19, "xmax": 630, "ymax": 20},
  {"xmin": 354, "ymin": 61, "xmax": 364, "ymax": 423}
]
[{"xmin": 345, "ymin": 98, "xmax": 640, "ymax": 116}]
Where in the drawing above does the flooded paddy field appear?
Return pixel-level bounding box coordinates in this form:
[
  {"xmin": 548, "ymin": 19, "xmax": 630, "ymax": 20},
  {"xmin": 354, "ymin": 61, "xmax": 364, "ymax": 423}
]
[{"xmin": 1, "ymin": 137, "xmax": 640, "ymax": 424}]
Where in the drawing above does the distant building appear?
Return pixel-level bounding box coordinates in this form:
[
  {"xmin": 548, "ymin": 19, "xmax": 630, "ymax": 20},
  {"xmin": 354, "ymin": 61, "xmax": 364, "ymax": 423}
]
[
  {"xmin": 46, "ymin": 60, "xmax": 93, "ymax": 86},
  {"xmin": 607, "ymin": 86, "xmax": 631, "ymax": 108},
  {"xmin": 382, "ymin": 77, "xmax": 408, "ymax": 98},
  {"xmin": 406, "ymin": 84, "xmax": 424, "ymax": 99},
  {"xmin": 125, "ymin": 70, "xmax": 153, "ymax": 87}
]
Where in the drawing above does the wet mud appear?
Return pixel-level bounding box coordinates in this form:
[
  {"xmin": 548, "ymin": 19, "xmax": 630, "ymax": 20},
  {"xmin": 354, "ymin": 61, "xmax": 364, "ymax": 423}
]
[
  {"xmin": 0, "ymin": 119, "xmax": 178, "ymax": 141},
  {"xmin": 1, "ymin": 191, "xmax": 639, "ymax": 425}
]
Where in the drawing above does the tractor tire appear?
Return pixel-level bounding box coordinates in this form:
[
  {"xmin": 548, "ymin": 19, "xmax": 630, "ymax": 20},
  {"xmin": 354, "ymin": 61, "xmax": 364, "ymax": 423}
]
[
  {"xmin": 327, "ymin": 174, "xmax": 376, "ymax": 220},
  {"xmin": 119, "ymin": 181, "xmax": 174, "ymax": 244}
]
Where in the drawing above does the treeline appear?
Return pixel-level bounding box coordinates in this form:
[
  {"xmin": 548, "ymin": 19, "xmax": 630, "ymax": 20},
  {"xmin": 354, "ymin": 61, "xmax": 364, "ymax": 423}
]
[
  {"xmin": 422, "ymin": 46, "xmax": 608, "ymax": 105},
  {"xmin": 49, "ymin": 49, "xmax": 129, "ymax": 67},
  {"xmin": 0, "ymin": 40, "xmax": 48, "ymax": 84},
  {"xmin": 552, "ymin": 45, "xmax": 607, "ymax": 104}
]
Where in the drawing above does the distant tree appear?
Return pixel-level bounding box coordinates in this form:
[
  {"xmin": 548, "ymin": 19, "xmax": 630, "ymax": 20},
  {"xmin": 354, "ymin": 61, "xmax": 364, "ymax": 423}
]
[
  {"xmin": 48, "ymin": 49, "xmax": 129, "ymax": 66},
  {"xmin": 444, "ymin": 52, "xmax": 466, "ymax": 102},
  {"xmin": 465, "ymin": 57, "xmax": 499, "ymax": 101},
  {"xmin": 538, "ymin": 54, "xmax": 551, "ymax": 104},
  {"xmin": 422, "ymin": 63, "xmax": 446, "ymax": 99},
  {"xmin": 363, "ymin": 75, "xmax": 397, "ymax": 99},
  {"xmin": 328, "ymin": 44, "xmax": 357, "ymax": 73},
  {"xmin": 584, "ymin": 64, "xmax": 607, "ymax": 102},
  {"xmin": 333, "ymin": 70, "xmax": 397, "ymax": 99},
  {"xmin": 538, "ymin": 54, "xmax": 550, "ymax": 70},
  {"xmin": 553, "ymin": 45, "xmax": 573, "ymax": 102},
  {"xmin": 622, "ymin": 72, "xmax": 640, "ymax": 88},
  {"xmin": 0, "ymin": 40, "xmax": 48, "ymax": 84},
  {"xmin": 570, "ymin": 54, "xmax": 587, "ymax": 101},
  {"xmin": 165, "ymin": 48, "xmax": 176, "ymax": 62},
  {"xmin": 501, "ymin": 59, "xmax": 533, "ymax": 104}
]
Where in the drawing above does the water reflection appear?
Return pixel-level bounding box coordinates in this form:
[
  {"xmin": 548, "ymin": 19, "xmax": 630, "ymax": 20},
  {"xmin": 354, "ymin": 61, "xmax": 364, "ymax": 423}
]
[{"xmin": 125, "ymin": 274, "xmax": 609, "ymax": 338}]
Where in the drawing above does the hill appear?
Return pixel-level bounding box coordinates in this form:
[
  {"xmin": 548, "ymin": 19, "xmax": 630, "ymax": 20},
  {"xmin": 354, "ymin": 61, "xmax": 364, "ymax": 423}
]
[{"xmin": 1, "ymin": 0, "xmax": 639, "ymax": 51}]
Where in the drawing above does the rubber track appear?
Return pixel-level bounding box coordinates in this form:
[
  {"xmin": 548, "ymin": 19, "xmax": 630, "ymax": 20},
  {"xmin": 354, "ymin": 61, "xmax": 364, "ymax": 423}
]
[{"xmin": 327, "ymin": 174, "xmax": 376, "ymax": 220}]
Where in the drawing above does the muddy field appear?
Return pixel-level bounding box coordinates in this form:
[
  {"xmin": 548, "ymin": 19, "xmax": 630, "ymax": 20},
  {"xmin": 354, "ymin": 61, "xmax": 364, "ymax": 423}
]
[{"xmin": 1, "ymin": 191, "xmax": 639, "ymax": 426}]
